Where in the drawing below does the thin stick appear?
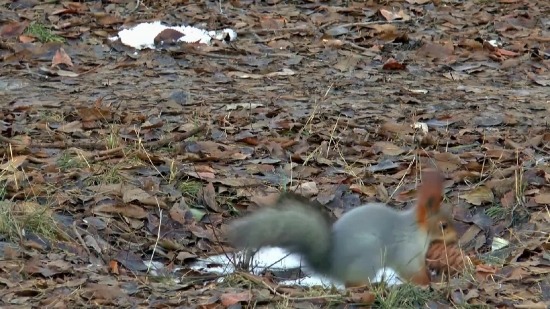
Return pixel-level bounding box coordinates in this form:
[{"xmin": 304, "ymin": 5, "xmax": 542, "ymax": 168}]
[
  {"xmin": 72, "ymin": 221, "xmax": 91, "ymax": 256},
  {"xmin": 237, "ymin": 26, "xmax": 311, "ymax": 35},
  {"xmin": 320, "ymin": 19, "xmax": 407, "ymax": 31},
  {"xmin": 147, "ymin": 198, "xmax": 162, "ymax": 274},
  {"xmin": 144, "ymin": 124, "xmax": 206, "ymax": 149}
]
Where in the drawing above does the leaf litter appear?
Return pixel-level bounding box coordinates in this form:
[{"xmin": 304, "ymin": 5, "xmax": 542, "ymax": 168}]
[{"xmin": 1, "ymin": 0, "xmax": 550, "ymax": 308}]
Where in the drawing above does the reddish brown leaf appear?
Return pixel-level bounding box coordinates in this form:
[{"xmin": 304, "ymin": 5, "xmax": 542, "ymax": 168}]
[{"xmin": 51, "ymin": 47, "xmax": 73, "ymax": 68}]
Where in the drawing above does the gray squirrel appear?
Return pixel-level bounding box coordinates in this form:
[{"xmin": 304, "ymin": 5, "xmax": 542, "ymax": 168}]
[{"xmin": 227, "ymin": 170, "xmax": 458, "ymax": 287}]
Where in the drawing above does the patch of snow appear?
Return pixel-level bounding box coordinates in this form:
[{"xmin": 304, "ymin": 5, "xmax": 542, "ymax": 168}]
[
  {"xmin": 113, "ymin": 21, "xmax": 237, "ymax": 50},
  {"xmin": 189, "ymin": 247, "xmax": 402, "ymax": 289}
]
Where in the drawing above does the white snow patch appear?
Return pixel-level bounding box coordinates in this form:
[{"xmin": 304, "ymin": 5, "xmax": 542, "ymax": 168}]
[
  {"xmin": 189, "ymin": 247, "xmax": 402, "ymax": 289},
  {"xmin": 113, "ymin": 21, "xmax": 237, "ymax": 50}
]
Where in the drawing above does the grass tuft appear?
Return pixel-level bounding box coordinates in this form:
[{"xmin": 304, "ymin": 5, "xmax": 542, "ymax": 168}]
[
  {"xmin": 25, "ymin": 22, "xmax": 65, "ymax": 43},
  {"xmin": 0, "ymin": 200, "xmax": 60, "ymax": 241},
  {"xmin": 57, "ymin": 151, "xmax": 87, "ymax": 170},
  {"xmin": 372, "ymin": 282, "xmax": 439, "ymax": 308},
  {"xmin": 179, "ymin": 180, "xmax": 202, "ymax": 198}
]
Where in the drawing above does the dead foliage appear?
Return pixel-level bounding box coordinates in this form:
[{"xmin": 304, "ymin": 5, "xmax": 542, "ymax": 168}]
[{"xmin": 1, "ymin": 0, "xmax": 549, "ymax": 308}]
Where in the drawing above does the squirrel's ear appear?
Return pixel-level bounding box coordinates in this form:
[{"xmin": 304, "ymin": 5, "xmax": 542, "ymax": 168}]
[{"xmin": 417, "ymin": 169, "xmax": 444, "ymax": 212}]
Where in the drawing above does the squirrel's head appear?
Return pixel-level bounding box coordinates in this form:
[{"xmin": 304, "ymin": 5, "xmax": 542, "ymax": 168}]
[
  {"xmin": 416, "ymin": 170, "xmax": 458, "ymax": 244},
  {"xmin": 425, "ymin": 203, "xmax": 458, "ymax": 244}
]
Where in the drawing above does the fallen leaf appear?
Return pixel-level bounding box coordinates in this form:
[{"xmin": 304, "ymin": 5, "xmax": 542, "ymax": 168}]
[
  {"xmin": 372, "ymin": 141, "xmax": 405, "ymax": 156},
  {"xmin": 463, "ymin": 186, "xmax": 494, "ymax": 205},
  {"xmin": 93, "ymin": 203, "xmax": 148, "ymax": 219},
  {"xmin": 289, "ymin": 181, "xmax": 318, "ymax": 197},
  {"xmin": 0, "ymin": 155, "xmax": 27, "ymax": 172},
  {"xmin": 201, "ymin": 182, "xmax": 223, "ymax": 212},
  {"xmin": 350, "ymin": 184, "xmax": 377, "ymax": 197},
  {"xmin": 51, "ymin": 47, "xmax": 73, "ymax": 68},
  {"xmin": 0, "ymin": 21, "xmax": 29, "ymax": 38},
  {"xmin": 534, "ymin": 193, "xmax": 550, "ymax": 205},
  {"xmin": 220, "ymin": 291, "xmax": 252, "ymax": 306},
  {"xmin": 475, "ymin": 264, "xmax": 497, "ymax": 282},
  {"xmin": 379, "ymin": 9, "xmax": 410, "ymax": 21}
]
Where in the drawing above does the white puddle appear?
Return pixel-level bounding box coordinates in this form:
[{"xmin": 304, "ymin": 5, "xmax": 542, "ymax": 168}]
[{"xmin": 189, "ymin": 247, "xmax": 402, "ymax": 289}]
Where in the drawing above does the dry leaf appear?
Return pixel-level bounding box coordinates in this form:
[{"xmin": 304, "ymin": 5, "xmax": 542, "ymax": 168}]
[
  {"xmin": 463, "ymin": 186, "xmax": 494, "ymax": 205},
  {"xmin": 534, "ymin": 193, "xmax": 550, "ymax": 205},
  {"xmin": 0, "ymin": 155, "xmax": 27, "ymax": 172},
  {"xmin": 372, "ymin": 141, "xmax": 405, "ymax": 156},
  {"xmin": 51, "ymin": 47, "xmax": 73, "ymax": 68},
  {"xmin": 220, "ymin": 291, "xmax": 252, "ymax": 306}
]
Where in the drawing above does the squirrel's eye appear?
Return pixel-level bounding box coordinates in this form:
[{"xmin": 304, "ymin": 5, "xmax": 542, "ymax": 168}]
[{"xmin": 440, "ymin": 222, "xmax": 448, "ymax": 230}]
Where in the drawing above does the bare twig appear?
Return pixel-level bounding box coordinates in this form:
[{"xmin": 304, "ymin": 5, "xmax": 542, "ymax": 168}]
[
  {"xmin": 320, "ymin": 19, "xmax": 407, "ymax": 31},
  {"xmin": 147, "ymin": 198, "xmax": 162, "ymax": 274},
  {"xmin": 72, "ymin": 221, "xmax": 91, "ymax": 256},
  {"xmin": 237, "ymin": 26, "xmax": 311, "ymax": 35},
  {"xmin": 144, "ymin": 124, "xmax": 206, "ymax": 149},
  {"xmin": 87, "ymin": 146, "xmax": 125, "ymax": 162}
]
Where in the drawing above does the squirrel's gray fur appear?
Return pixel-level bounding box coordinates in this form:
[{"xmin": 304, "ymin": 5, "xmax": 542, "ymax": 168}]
[{"xmin": 227, "ymin": 193, "xmax": 333, "ymax": 274}]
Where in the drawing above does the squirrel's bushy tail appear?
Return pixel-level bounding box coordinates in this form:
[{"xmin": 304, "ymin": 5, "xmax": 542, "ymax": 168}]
[{"xmin": 227, "ymin": 194, "xmax": 333, "ymax": 274}]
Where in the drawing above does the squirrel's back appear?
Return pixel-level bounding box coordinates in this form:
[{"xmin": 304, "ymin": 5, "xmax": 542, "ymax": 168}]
[{"xmin": 330, "ymin": 203, "xmax": 429, "ymax": 284}]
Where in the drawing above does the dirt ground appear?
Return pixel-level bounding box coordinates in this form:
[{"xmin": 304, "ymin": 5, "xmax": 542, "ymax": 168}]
[{"xmin": 0, "ymin": 0, "xmax": 549, "ymax": 308}]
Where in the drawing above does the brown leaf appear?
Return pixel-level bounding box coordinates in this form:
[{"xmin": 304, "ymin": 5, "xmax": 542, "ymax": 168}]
[
  {"xmin": 501, "ymin": 266, "xmax": 529, "ymax": 282},
  {"xmin": 417, "ymin": 42, "xmax": 454, "ymax": 59},
  {"xmin": 220, "ymin": 291, "xmax": 252, "ymax": 306},
  {"xmin": 0, "ymin": 21, "xmax": 29, "ymax": 38},
  {"xmin": 376, "ymin": 183, "xmax": 389, "ymax": 202},
  {"xmin": 289, "ymin": 181, "xmax": 318, "ymax": 197},
  {"xmin": 84, "ymin": 283, "xmax": 125, "ymax": 301},
  {"xmin": 382, "ymin": 58, "xmax": 407, "ymax": 70},
  {"xmin": 527, "ymin": 72, "xmax": 550, "ymax": 86},
  {"xmin": 452, "ymin": 170, "xmax": 481, "ymax": 183},
  {"xmin": 395, "ymin": 188, "xmax": 417, "ymax": 202},
  {"xmin": 109, "ymin": 260, "xmax": 119, "ymax": 275},
  {"xmin": 76, "ymin": 105, "xmax": 112, "ymax": 122},
  {"xmin": 514, "ymin": 301, "xmax": 549, "ymax": 309},
  {"xmin": 214, "ymin": 178, "xmax": 263, "ymax": 187},
  {"xmin": 123, "ymin": 187, "xmax": 152, "ymax": 204},
  {"xmin": 154, "ymin": 29, "xmax": 184, "ymax": 45},
  {"xmin": 459, "ymin": 224, "xmax": 482, "ymax": 248},
  {"xmin": 57, "ymin": 120, "xmax": 82, "ymax": 133},
  {"xmin": 380, "ymin": 121, "xmax": 414, "ymax": 135},
  {"xmin": 474, "ymin": 264, "xmax": 497, "ymax": 282},
  {"xmin": 259, "ymin": 16, "xmax": 285, "ymax": 30},
  {"xmin": 349, "ymin": 184, "xmax": 377, "ymax": 197},
  {"xmin": 463, "ymin": 186, "xmax": 494, "ymax": 205},
  {"xmin": 18, "ymin": 34, "xmax": 35, "ymax": 43},
  {"xmin": 115, "ymin": 250, "xmax": 148, "ymax": 271},
  {"xmin": 51, "ymin": 47, "xmax": 73, "ymax": 68},
  {"xmin": 93, "ymin": 203, "xmax": 148, "ymax": 219},
  {"xmin": 169, "ymin": 202, "xmax": 187, "ymax": 225},
  {"xmin": 348, "ymin": 290, "xmax": 376, "ymax": 304},
  {"xmin": 534, "ymin": 193, "xmax": 550, "ymax": 205},
  {"xmin": 176, "ymin": 251, "xmax": 197, "ymax": 262},
  {"xmin": 379, "ymin": 9, "xmax": 410, "ymax": 21},
  {"xmin": 97, "ymin": 15, "xmax": 123, "ymax": 26},
  {"xmin": 201, "ymin": 182, "xmax": 223, "ymax": 212},
  {"xmin": 500, "ymin": 190, "xmax": 516, "ymax": 208},
  {"xmin": 0, "ymin": 155, "xmax": 27, "ymax": 172},
  {"xmin": 372, "ymin": 141, "xmax": 405, "ymax": 156},
  {"xmin": 433, "ymin": 152, "xmax": 462, "ymax": 172}
]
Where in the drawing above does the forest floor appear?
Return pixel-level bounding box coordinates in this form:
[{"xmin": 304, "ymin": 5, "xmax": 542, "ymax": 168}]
[{"xmin": 0, "ymin": 0, "xmax": 549, "ymax": 308}]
